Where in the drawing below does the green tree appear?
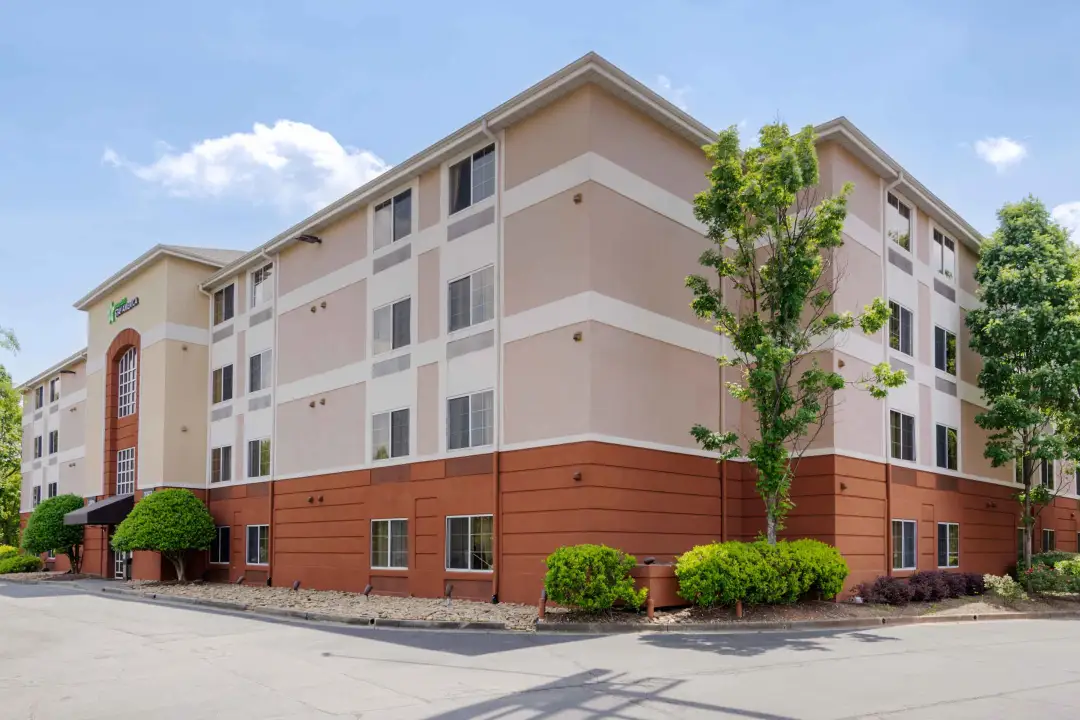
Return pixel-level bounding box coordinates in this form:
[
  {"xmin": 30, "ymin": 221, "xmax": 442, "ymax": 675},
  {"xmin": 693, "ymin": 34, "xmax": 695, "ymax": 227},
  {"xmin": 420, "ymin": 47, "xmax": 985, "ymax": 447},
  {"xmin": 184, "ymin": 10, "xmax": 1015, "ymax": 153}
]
[
  {"xmin": 966, "ymin": 197, "xmax": 1080, "ymax": 572},
  {"xmin": 22, "ymin": 494, "xmax": 85, "ymax": 572},
  {"xmin": 112, "ymin": 489, "xmax": 215, "ymax": 581},
  {"xmin": 686, "ymin": 122, "xmax": 905, "ymax": 543},
  {"xmin": 0, "ymin": 365, "xmax": 22, "ymax": 546},
  {"xmin": 0, "ymin": 326, "xmax": 16, "ymax": 354}
]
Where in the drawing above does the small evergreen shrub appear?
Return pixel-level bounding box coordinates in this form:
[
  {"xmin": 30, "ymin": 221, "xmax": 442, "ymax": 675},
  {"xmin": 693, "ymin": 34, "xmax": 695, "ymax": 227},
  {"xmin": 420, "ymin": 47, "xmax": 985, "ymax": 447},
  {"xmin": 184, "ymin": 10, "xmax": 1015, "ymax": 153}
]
[
  {"xmin": 0, "ymin": 544, "xmax": 17, "ymax": 561},
  {"xmin": 1054, "ymin": 557, "xmax": 1080, "ymax": 578},
  {"xmin": 789, "ymin": 539, "xmax": 849, "ymax": 599},
  {"xmin": 22, "ymin": 494, "xmax": 85, "ymax": 573},
  {"xmin": 1031, "ymin": 551, "xmax": 1077, "ymax": 568},
  {"xmin": 984, "ymin": 574, "xmax": 1028, "ymax": 604},
  {"xmin": 544, "ymin": 544, "xmax": 647, "ymax": 612},
  {"xmin": 0, "ymin": 554, "xmax": 44, "ymax": 574},
  {"xmin": 112, "ymin": 489, "xmax": 216, "ymax": 582},
  {"xmin": 962, "ymin": 573, "xmax": 985, "ymax": 596},
  {"xmin": 1022, "ymin": 564, "xmax": 1068, "ymax": 593},
  {"xmin": 908, "ymin": 571, "xmax": 952, "ymax": 602},
  {"xmin": 855, "ymin": 576, "xmax": 914, "ymax": 605}
]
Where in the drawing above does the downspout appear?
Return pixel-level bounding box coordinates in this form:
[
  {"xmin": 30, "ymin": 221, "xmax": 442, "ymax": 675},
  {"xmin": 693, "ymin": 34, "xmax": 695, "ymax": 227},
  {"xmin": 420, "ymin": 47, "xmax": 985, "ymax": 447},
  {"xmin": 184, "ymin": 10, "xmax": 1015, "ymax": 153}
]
[
  {"xmin": 262, "ymin": 250, "xmax": 278, "ymax": 586},
  {"xmin": 198, "ymin": 283, "xmax": 216, "ymax": 580},
  {"xmin": 882, "ymin": 170, "xmax": 903, "ymax": 575},
  {"xmin": 482, "ymin": 119, "xmax": 502, "ymax": 603}
]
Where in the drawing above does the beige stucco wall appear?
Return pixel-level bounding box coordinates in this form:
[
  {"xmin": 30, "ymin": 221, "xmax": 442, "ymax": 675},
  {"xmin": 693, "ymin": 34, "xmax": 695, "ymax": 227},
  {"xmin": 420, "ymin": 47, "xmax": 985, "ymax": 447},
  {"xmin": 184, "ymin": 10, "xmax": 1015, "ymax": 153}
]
[
  {"xmin": 137, "ymin": 341, "xmax": 167, "ymax": 489},
  {"xmin": 279, "ymin": 206, "xmax": 368, "ymax": 296},
  {"xmin": 962, "ymin": 400, "xmax": 1011, "ymax": 483},
  {"xmin": 504, "ymin": 85, "xmax": 593, "ymax": 190},
  {"xmin": 277, "ymin": 279, "xmax": 367, "ymax": 385},
  {"xmin": 417, "ymin": 248, "xmax": 440, "ymax": 344},
  {"xmin": 160, "ymin": 340, "xmax": 210, "ymax": 488},
  {"xmin": 504, "ymin": 322, "xmax": 591, "ymax": 444},
  {"xmin": 417, "ymin": 362, "xmax": 438, "ymax": 456},
  {"xmin": 275, "ymin": 382, "xmax": 366, "ymax": 476},
  {"xmin": 165, "ymin": 257, "xmax": 215, "ymax": 328},
  {"xmin": 59, "ymin": 399, "xmax": 85, "ymax": 452},
  {"xmin": 826, "ymin": 144, "xmax": 882, "ymax": 233},
  {"xmin": 83, "ymin": 369, "xmax": 104, "ymax": 497},
  {"xmin": 86, "ymin": 260, "xmax": 169, "ymax": 361},
  {"xmin": 418, "ymin": 168, "xmax": 440, "ymax": 231}
]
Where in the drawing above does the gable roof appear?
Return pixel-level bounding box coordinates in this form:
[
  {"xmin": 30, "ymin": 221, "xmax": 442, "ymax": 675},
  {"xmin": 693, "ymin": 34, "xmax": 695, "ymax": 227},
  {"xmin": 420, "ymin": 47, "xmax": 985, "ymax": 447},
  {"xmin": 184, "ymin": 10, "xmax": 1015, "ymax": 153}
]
[{"xmin": 15, "ymin": 347, "xmax": 88, "ymax": 393}]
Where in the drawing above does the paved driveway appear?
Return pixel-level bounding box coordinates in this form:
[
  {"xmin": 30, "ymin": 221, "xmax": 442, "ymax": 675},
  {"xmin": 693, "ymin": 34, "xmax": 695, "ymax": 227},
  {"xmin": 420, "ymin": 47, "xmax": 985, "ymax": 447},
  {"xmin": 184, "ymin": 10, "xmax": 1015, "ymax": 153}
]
[{"xmin": 2, "ymin": 581, "xmax": 1079, "ymax": 719}]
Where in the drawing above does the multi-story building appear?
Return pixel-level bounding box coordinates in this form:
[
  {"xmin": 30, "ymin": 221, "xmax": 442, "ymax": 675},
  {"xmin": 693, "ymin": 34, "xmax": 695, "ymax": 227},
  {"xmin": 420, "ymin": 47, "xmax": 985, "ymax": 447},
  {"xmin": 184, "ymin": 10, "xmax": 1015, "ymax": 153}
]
[{"xmin": 19, "ymin": 53, "xmax": 1079, "ymax": 601}]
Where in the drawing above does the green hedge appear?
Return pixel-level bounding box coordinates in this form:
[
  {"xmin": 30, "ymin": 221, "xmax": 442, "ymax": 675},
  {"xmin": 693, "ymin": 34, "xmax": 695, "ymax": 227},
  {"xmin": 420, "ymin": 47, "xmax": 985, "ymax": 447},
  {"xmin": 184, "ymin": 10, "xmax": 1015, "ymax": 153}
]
[
  {"xmin": 0, "ymin": 545, "xmax": 17, "ymax": 562},
  {"xmin": 675, "ymin": 539, "xmax": 849, "ymax": 607},
  {"xmin": 544, "ymin": 544, "xmax": 647, "ymax": 612},
  {"xmin": 0, "ymin": 554, "xmax": 44, "ymax": 574}
]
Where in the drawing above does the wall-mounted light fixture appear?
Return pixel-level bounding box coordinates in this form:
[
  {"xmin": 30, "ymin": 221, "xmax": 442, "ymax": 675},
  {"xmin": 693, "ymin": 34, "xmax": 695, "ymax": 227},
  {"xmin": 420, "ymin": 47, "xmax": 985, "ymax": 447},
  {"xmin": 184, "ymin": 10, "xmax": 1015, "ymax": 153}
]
[
  {"xmin": 295, "ymin": 234, "xmax": 322, "ymax": 244},
  {"xmin": 573, "ymin": 331, "xmax": 583, "ymax": 342}
]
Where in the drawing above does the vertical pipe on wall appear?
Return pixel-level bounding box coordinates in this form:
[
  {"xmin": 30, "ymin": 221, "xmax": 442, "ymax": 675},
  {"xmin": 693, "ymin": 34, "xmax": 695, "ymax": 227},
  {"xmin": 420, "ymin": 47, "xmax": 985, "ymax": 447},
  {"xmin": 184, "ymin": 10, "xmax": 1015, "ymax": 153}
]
[
  {"xmin": 882, "ymin": 171, "xmax": 903, "ymax": 576},
  {"xmin": 484, "ymin": 120, "xmax": 502, "ymax": 602},
  {"xmin": 263, "ymin": 250, "xmax": 279, "ymax": 584}
]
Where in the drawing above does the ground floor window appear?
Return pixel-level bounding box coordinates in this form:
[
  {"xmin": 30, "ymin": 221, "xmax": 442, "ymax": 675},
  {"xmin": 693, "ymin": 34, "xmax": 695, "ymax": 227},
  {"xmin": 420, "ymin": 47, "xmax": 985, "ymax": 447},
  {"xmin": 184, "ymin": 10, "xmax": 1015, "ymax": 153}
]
[
  {"xmin": 1042, "ymin": 528, "xmax": 1056, "ymax": 552},
  {"xmin": 210, "ymin": 526, "xmax": 231, "ymax": 565},
  {"xmin": 446, "ymin": 515, "xmax": 493, "ymax": 571},
  {"xmin": 937, "ymin": 522, "xmax": 959, "ymax": 568},
  {"xmin": 246, "ymin": 525, "xmax": 269, "ymax": 565},
  {"xmin": 892, "ymin": 519, "xmax": 917, "ymax": 570},
  {"xmin": 371, "ymin": 519, "xmax": 408, "ymax": 569}
]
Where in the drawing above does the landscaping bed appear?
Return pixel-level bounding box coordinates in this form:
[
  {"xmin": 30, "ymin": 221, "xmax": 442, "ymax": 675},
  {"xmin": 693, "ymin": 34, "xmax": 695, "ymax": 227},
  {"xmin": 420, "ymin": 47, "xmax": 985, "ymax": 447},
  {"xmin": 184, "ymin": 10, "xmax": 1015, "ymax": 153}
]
[
  {"xmin": 127, "ymin": 581, "xmax": 539, "ymax": 631},
  {"xmin": 0, "ymin": 571, "xmax": 83, "ymax": 582}
]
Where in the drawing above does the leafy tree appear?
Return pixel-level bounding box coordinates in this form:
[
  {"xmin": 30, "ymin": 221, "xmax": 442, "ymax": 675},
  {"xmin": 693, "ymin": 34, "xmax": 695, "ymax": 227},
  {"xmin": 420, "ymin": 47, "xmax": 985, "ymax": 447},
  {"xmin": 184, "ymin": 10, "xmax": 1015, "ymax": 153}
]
[
  {"xmin": 112, "ymin": 489, "xmax": 215, "ymax": 581},
  {"xmin": 0, "ymin": 326, "xmax": 16, "ymax": 354},
  {"xmin": 686, "ymin": 123, "xmax": 905, "ymax": 543},
  {"xmin": 966, "ymin": 197, "xmax": 1080, "ymax": 572},
  {"xmin": 22, "ymin": 494, "xmax": 85, "ymax": 572},
  {"xmin": 0, "ymin": 365, "xmax": 21, "ymax": 546}
]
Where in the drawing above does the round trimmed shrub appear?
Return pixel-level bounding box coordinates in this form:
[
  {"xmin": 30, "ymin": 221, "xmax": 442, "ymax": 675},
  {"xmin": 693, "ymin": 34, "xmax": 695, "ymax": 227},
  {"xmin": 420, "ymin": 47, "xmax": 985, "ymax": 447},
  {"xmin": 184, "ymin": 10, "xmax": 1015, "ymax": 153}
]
[
  {"xmin": 676, "ymin": 541, "xmax": 771, "ymax": 606},
  {"xmin": 22, "ymin": 494, "xmax": 85, "ymax": 572},
  {"xmin": 0, "ymin": 554, "xmax": 44, "ymax": 574},
  {"xmin": 789, "ymin": 539, "xmax": 849, "ymax": 599},
  {"xmin": 112, "ymin": 489, "xmax": 216, "ymax": 582},
  {"xmin": 544, "ymin": 544, "xmax": 647, "ymax": 612}
]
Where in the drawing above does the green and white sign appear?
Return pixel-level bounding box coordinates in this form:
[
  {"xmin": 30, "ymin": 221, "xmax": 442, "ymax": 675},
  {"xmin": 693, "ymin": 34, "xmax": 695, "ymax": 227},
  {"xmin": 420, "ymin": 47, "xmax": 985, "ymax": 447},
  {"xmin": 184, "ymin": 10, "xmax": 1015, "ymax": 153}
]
[{"xmin": 108, "ymin": 296, "xmax": 140, "ymax": 324}]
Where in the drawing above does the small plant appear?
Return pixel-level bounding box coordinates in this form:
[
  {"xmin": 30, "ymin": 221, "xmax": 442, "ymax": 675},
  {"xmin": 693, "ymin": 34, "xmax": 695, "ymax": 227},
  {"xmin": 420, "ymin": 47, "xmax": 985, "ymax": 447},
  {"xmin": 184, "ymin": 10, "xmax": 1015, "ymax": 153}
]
[
  {"xmin": 0, "ymin": 544, "xmax": 17, "ymax": 561},
  {"xmin": 908, "ymin": 571, "xmax": 951, "ymax": 602},
  {"xmin": 962, "ymin": 573, "xmax": 985, "ymax": 596},
  {"xmin": 112, "ymin": 489, "xmax": 216, "ymax": 581},
  {"xmin": 1022, "ymin": 564, "xmax": 1068, "ymax": 594},
  {"xmin": 1031, "ymin": 551, "xmax": 1077, "ymax": 569},
  {"xmin": 0, "ymin": 554, "xmax": 44, "ymax": 574},
  {"xmin": 855, "ymin": 576, "xmax": 914, "ymax": 605},
  {"xmin": 984, "ymin": 574, "xmax": 1028, "ymax": 604},
  {"xmin": 22, "ymin": 494, "xmax": 85, "ymax": 572},
  {"xmin": 544, "ymin": 544, "xmax": 647, "ymax": 612},
  {"xmin": 1054, "ymin": 557, "xmax": 1080, "ymax": 578},
  {"xmin": 789, "ymin": 539, "xmax": 849, "ymax": 600}
]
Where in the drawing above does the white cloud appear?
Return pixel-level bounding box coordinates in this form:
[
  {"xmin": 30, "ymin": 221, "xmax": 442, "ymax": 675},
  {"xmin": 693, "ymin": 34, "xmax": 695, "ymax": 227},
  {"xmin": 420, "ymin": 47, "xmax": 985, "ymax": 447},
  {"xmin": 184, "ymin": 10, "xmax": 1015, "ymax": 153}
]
[
  {"xmin": 653, "ymin": 74, "xmax": 691, "ymax": 111},
  {"xmin": 103, "ymin": 120, "xmax": 389, "ymax": 211},
  {"xmin": 1052, "ymin": 202, "xmax": 1080, "ymax": 240},
  {"xmin": 973, "ymin": 136, "xmax": 1028, "ymax": 172}
]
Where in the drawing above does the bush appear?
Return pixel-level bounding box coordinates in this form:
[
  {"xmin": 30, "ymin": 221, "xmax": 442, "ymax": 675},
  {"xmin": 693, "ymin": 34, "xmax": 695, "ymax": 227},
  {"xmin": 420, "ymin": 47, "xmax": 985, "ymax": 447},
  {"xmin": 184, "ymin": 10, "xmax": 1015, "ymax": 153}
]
[
  {"xmin": 1031, "ymin": 551, "xmax": 1077, "ymax": 568},
  {"xmin": 789, "ymin": 539, "xmax": 849, "ymax": 599},
  {"xmin": 963, "ymin": 573, "xmax": 985, "ymax": 596},
  {"xmin": 985, "ymin": 574, "xmax": 1028, "ymax": 604},
  {"xmin": 544, "ymin": 544, "xmax": 647, "ymax": 612},
  {"xmin": 907, "ymin": 571, "xmax": 951, "ymax": 602},
  {"xmin": 1054, "ymin": 557, "xmax": 1080, "ymax": 578},
  {"xmin": 22, "ymin": 494, "xmax": 85, "ymax": 572},
  {"xmin": 1022, "ymin": 564, "xmax": 1068, "ymax": 593},
  {"xmin": 0, "ymin": 544, "xmax": 17, "ymax": 561},
  {"xmin": 855, "ymin": 576, "xmax": 914, "ymax": 605},
  {"xmin": 113, "ymin": 489, "xmax": 216, "ymax": 582},
  {"xmin": 0, "ymin": 554, "xmax": 44, "ymax": 574}
]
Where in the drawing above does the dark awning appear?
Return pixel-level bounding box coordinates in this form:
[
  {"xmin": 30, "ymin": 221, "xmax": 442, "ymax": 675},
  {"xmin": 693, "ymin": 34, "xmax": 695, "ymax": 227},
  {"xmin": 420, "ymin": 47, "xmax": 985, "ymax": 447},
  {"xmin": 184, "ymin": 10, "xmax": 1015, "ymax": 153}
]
[{"xmin": 64, "ymin": 493, "xmax": 134, "ymax": 526}]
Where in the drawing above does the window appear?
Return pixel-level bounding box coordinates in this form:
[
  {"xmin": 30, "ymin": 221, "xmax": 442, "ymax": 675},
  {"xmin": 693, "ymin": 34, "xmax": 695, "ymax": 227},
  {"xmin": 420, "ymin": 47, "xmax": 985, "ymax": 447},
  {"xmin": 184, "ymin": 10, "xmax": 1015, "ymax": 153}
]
[
  {"xmin": 209, "ymin": 526, "xmax": 231, "ymax": 564},
  {"xmin": 1042, "ymin": 528, "xmax": 1056, "ymax": 552},
  {"xmin": 447, "ymin": 390, "xmax": 494, "ymax": 450},
  {"xmin": 371, "ymin": 519, "xmax": 408, "ymax": 569},
  {"xmin": 892, "ymin": 519, "xmax": 917, "ymax": 571},
  {"xmin": 34, "ymin": 386, "xmax": 43, "ymax": 409},
  {"xmin": 934, "ymin": 327, "xmax": 956, "ymax": 375},
  {"xmin": 33, "ymin": 435, "xmax": 42, "ymax": 459},
  {"xmin": 933, "ymin": 229, "xmax": 956, "ymax": 279},
  {"xmin": 373, "ymin": 189, "xmax": 413, "ymax": 251},
  {"xmin": 448, "ymin": 266, "xmax": 495, "ymax": 332},
  {"xmin": 213, "ymin": 284, "xmax": 235, "ymax": 325},
  {"xmin": 32, "ymin": 486, "xmax": 40, "ymax": 507},
  {"xmin": 47, "ymin": 482, "xmax": 57, "ymax": 499},
  {"xmin": 935, "ymin": 424, "xmax": 957, "ymax": 471},
  {"xmin": 373, "ymin": 298, "xmax": 411, "ymax": 355},
  {"xmin": 246, "ymin": 525, "xmax": 269, "ymax": 565},
  {"xmin": 1042, "ymin": 460, "xmax": 1055, "ymax": 489},
  {"xmin": 247, "ymin": 439, "xmax": 271, "ymax": 478},
  {"xmin": 449, "ymin": 144, "xmax": 495, "ymax": 215},
  {"xmin": 446, "ymin": 515, "xmax": 493, "ymax": 571},
  {"xmin": 211, "ymin": 446, "xmax": 232, "ymax": 484},
  {"xmin": 117, "ymin": 346, "xmax": 137, "ymax": 417},
  {"xmin": 888, "ymin": 301, "xmax": 913, "ymax": 356},
  {"xmin": 212, "ymin": 365, "xmax": 234, "ymax": 404},
  {"xmin": 251, "ymin": 262, "xmax": 273, "ymax": 307},
  {"xmin": 49, "ymin": 378, "xmax": 60, "ymax": 403},
  {"xmin": 249, "ymin": 350, "xmax": 272, "ymax": 393},
  {"xmin": 116, "ymin": 447, "xmax": 135, "ymax": 494},
  {"xmin": 372, "ymin": 409, "xmax": 409, "ymax": 461},
  {"xmin": 937, "ymin": 522, "xmax": 959, "ymax": 568},
  {"xmin": 48, "ymin": 430, "xmax": 58, "ymax": 455},
  {"xmin": 886, "ymin": 192, "xmax": 912, "ymax": 251},
  {"xmin": 890, "ymin": 410, "xmax": 915, "ymax": 461}
]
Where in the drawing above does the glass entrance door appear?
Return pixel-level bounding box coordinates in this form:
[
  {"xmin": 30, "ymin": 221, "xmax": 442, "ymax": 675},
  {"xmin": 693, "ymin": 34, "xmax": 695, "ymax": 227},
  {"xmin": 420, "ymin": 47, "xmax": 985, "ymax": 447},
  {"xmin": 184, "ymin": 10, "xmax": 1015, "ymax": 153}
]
[{"xmin": 113, "ymin": 550, "xmax": 131, "ymax": 579}]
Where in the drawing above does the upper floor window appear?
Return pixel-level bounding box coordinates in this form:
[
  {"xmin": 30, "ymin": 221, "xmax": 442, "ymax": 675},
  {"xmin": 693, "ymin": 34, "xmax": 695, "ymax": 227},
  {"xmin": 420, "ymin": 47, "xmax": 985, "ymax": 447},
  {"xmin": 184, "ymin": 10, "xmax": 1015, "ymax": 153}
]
[
  {"xmin": 118, "ymin": 347, "xmax": 137, "ymax": 418},
  {"xmin": 373, "ymin": 189, "xmax": 412, "ymax": 251},
  {"xmin": 449, "ymin": 144, "xmax": 495, "ymax": 215},
  {"xmin": 373, "ymin": 298, "xmax": 411, "ymax": 355},
  {"xmin": 247, "ymin": 438, "xmax": 271, "ymax": 478},
  {"xmin": 251, "ymin": 263, "xmax": 273, "ymax": 307},
  {"xmin": 448, "ymin": 266, "xmax": 495, "ymax": 332},
  {"xmin": 32, "ymin": 485, "xmax": 41, "ymax": 507},
  {"xmin": 116, "ymin": 447, "xmax": 135, "ymax": 494},
  {"xmin": 48, "ymin": 430, "xmax": 59, "ymax": 455},
  {"xmin": 214, "ymin": 284, "xmax": 235, "ymax": 325},
  {"xmin": 249, "ymin": 350, "xmax": 272, "ymax": 393},
  {"xmin": 211, "ymin": 446, "xmax": 232, "ymax": 484},
  {"xmin": 933, "ymin": 229, "xmax": 956, "ymax": 280},
  {"xmin": 888, "ymin": 301, "xmax": 913, "ymax": 356},
  {"xmin": 934, "ymin": 327, "xmax": 956, "ymax": 375},
  {"xmin": 935, "ymin": 424, "xmax": 957, "ymax": 471},
  {"xmin": 447, "ymin": 390, "xmax": 494, "ymax": 450},
  {"xmin": 33, "ymin": 435, "xmax": 42, "ymax": 459},
  {"xmin": 886, "ymin": 193, "xmax": 911, "ymax": 251},
  {"xmin": 1041, "ymin": 460, "xmax": 1055, "ymax": 489},
  {"xmin": 34, "ymin": 386, "xmax": 43, "ymax": 409},
  {"xmin": 47, "ymin": 482, "xmax": 57, "ymax": 499},
  {"xmin": 372, "ymin": 409, "xmax": 409, "ymax": 461},
  {"xmin": 49, "ymin": 378, "xmax": 60, "ymax": 403},
  {"xmin": 890, "ymin": 410, "xmax": 915, "ymax": 461},
  {"xmin": 212, "ymin": 365, "xmax": 234, "ymax": 404}
]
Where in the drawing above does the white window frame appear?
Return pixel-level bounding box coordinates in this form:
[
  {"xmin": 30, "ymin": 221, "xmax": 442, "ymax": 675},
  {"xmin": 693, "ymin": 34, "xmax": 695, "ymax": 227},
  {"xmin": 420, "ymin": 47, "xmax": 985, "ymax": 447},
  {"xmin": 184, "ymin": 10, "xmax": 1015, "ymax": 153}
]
[
  {"xmin": 117, "ymin": 346, "xmax": 137, "ymax": 418},
  {"xmin": 250, "ymin": 262, "xmax": 274, "ymax": 308},
  {"xmin": 448, "ymin": 143, "xmax": 496, "ymax": 216},
  {"xmin": 116, "ymin": 447, "xmax": 136, "ymax": 495},
  {"xmin": 209, "ymin": 525, "xmax": 231, "ymax": 565},
  {"xmin": 211, "ymin": 445, "xmax": 232, "ymax": 484},
  {"xmin": 212, "ymin": 364, "xmax": 234, "ymax": 405},
  {"xmin": 1041, "ymin": 460, "xmax": 1055, "ymax": 489},
  {"xmin": 47, "ymin": 481, "xmax": 58, "ymax": 499},
  {"xmin": 933, "ymin": 227, "xmax": 956, "ymax": 281},
  {"xmin": 447, "ymin": 266, "xmax": 495, "ymax": 333},
  {"xmin": 32, "ymin": 485, "xmax": 41, "ymax": 507},
  {"xmin": 445, "ymin": 514, "xmax": 494, "ymax": 572},
  {"xmin": 247, "ymin": 438, "xmax": 271, "ymax": 479},
  {"xmin": 890, "ymin": 410, "xmax": 916, "ymax": 462},
  {"xmin": 49, "ymin": 377, "xmax": 60, "ymax": 403},
  {"xmin": 1042, "ymin": 528, "xmax": 1056, "ymax": 552},
  {"xmin": 446, "ymin": 390, "xmax": 494, "ymax": 451},
  {"xmin": 371, "ymin": 408, "xmax": 410, "ymax": 461},
  {"xmin": 886, "ymin": 192, "xmax": 912, "ymax": 253},
  {"xmin": 372, "ymin": 297, "xmax": 411, "ymax": 355},
  {"xmin": 892, "ymin": 519, "xmax": 917, "ymax": 571},
  {"xmin": 937, "ymin": 522, "xmax": 959, "ymax": 568},
  {"xmin": 248, "ymin": 350, "xmax": 272, "ymax": 394},
  {"xmin": 33, "ymin": 435, "xmax": 42, "ymax": 459},
  {"xmin": 373, "ymin": 188, "xmax": 413, "ymax": 252},
  {"xmin": 370, "ymin": 518, "xmax": 408, "ymax": 569},
  {"xmin": 935, "ymin": 424, "xmax": 958, "ymax": 471},
  {"xmin": 34, "ymin": 386, "xmax": 44, "ymax": 409},
  {"xmin": 934, "ymin": 326, "xmax": 956, "ymax": 376},
  {"xmin": 213, "ymin": 283, "xmax": 236, "ymax": 325},
  {"xmin": 888, "ymin": 300, "xmax": 913, "ymax": 356},
  {"xmin": 48, "ymin": 430, "xmax": 58, "ymax": 455},
  {"xmin": 246, "ymin": 524, "xmax": 270, "ymax": 566}
]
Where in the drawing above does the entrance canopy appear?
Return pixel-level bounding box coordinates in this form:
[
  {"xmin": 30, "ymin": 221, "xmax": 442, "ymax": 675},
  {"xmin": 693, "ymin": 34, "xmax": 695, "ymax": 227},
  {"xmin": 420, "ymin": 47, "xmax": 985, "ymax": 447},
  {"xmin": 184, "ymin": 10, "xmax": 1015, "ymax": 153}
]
[{"xmin": 64, "ymin": 493, "xmax": 134, "ymax": 526}]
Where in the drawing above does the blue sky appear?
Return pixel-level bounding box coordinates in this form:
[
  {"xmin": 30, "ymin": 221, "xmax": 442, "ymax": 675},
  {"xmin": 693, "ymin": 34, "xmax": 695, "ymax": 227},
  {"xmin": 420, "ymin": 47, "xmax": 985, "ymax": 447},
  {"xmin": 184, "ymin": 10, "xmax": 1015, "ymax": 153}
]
[{"xmin": 1, "ymin": 0, "xmax": 1077, "ymax": 383}]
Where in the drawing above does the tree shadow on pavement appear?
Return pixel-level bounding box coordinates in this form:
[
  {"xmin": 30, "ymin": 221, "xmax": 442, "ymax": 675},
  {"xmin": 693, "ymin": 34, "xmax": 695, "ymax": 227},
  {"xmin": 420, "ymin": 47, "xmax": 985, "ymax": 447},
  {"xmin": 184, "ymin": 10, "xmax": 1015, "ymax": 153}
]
[
  {"xmin": 423, "ymin": 669, "xmax": 799, "ymax": 720},
  {"xmin": 637, "ymin": 629, "xmax": 899, "ymax": 658},
  {"xmin": 314, "ymin": 625, "xmax": 590, "ymax": 657}
]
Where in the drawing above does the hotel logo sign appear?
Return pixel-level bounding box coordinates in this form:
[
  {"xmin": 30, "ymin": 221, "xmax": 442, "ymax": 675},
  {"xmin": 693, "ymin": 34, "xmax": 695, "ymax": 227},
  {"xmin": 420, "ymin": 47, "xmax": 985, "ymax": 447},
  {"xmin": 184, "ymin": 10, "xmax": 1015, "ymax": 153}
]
[{"xmin": 108, "ymin": 296, "xmax": 140, "ymax": 324}]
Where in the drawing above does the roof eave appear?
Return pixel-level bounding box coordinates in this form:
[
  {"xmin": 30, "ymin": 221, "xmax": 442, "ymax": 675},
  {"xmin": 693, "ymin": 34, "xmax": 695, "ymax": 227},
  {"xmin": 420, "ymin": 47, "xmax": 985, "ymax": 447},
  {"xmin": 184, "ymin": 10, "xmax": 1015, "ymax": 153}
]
[
  {"xmin": 16, "ymin": 348, "xmax": 88, "ymax": 392},
  {"xmin": 74, "ymin": 245, "xmax": 230, "ymax": 311}
]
